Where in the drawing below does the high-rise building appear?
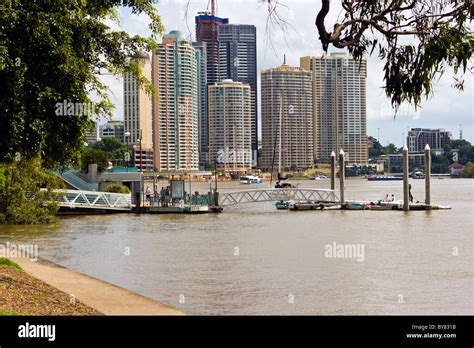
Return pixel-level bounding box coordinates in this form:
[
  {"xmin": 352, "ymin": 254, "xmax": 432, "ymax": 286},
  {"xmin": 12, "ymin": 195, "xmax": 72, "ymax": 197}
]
[
  {"xmin": 260, "ymin": 63, "xmax": 313, "ymax": 171},
  {"xmin": 301, "ymin": 53, "xmax": 368, "ymax": 164},
  {"xmin": 192, "ymin": 41, "xmax": 209, "ymax": 168},
  {"xmin": 407, "ymin": 128, "xmax": 452, "ymax": 154},
  {"xmin": 152, "ymin": 30, "xmax": 199, "ymax": 172},
  {"xmin": 85, "ymin": 121, "xmax": 98, "ymax": 145},
  {"xmin": 195, "ymin": 13, "xmax": 229, "ymax": 86},
  {"xmin": 195, "ymin": 12, "xmax": 229, "ymax": 169},
  {"xmin": 217, "ymin": 24, "xmax": 258, "ymax": 165},
  {"xmin": 99, "ymin": 121, "xmax": 125, "ymax": 142},
  {"xmin": 208, "ymin": 80, "xmax": 252, "ymax": 172},
  {"xmin": 124, "ymin": 52, "xmax": 153, "ymax": 150}
]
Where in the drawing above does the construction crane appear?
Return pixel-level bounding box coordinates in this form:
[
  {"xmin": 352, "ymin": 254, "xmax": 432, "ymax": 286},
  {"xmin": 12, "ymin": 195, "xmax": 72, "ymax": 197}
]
[{"xmin": 207, "ymin": 0, "xmax": 216, "ymax": 16}]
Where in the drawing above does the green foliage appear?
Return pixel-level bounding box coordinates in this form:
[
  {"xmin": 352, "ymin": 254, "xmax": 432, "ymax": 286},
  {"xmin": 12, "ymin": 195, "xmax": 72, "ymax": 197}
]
[
  {"xmin": 369, "ymin": 138, "xmax": 400, "ymax": 158},
  {"xmin": 443, "ymin": 139, "xmax": 474, "ymax": 164},
  {"xmin": 0, "ymin": 311, "xmax": 23, "ymax": 316},
  {"xmin": 92, "ymin": 137, "xmax": 130, "ymax": 161},
  {"xmin": 0, "ymin": 258, "xmax": 21, "ymax": 270},
  {"xmin": 315, "ymin": 0, "xmax": 473, "ymax": 110},
  {"xmin": 345, "ymin": 165, "xmax": 377, "ymax": 177},
  {"xmin": 81, "ymin": 149, "xmax": 109, "ymax": 173},
  {"xmin": 0, "ymin": 0, "xmax": 163, "ymax": 167},
  {"xmin": 460, "ymin": 162, "xmax": 474, "ymax": 178},
  {"xmin": 0, "ymin": 159, "xmax": 64, "ymax": 224},
  {"xmin": 0, "ymin": 166, "xmax": 5, "ymax": 191},
  {"xmin": 105, "ymin": 184, "xmax": 130, "ymax": 194},
  {"xmin": 431, "ymin": 139, "xmax": 474, "ymax": 173}
]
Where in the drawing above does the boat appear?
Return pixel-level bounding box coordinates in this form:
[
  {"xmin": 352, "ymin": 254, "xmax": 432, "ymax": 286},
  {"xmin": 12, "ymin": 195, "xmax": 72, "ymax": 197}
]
[
  {"xmin": 369, "ymin": 203, "xmax": 397, "ymax": 211},
  {"xmin": 288, "ymin": 201, "xmax": 339, "ymax": 211},
  {"xmin": 412, "ymin": 171, "xmax": 426, "ymax": 179},
  {"xmin": 239, "ymin": 175, "xmax": 262, "ymax": 184},
  {"xmin": 344, "ymin": 202, "xmax": 370, "ymax": 210},
  {"xmin": 275, "ymin": 200, "xmax": 290, "ymax": 210},
  {"xmin": 310, "ymin": 175, "xmax": 329, "ymax": 180},
  {"xmin": 367, "ymin": 176, "xmax": 402, "ymax": 181}
]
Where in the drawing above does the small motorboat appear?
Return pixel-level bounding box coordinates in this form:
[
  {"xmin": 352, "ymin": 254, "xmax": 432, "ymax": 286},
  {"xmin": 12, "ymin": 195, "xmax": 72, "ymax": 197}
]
[
  {"xmin": 344, "ymin": 202, "xmax": 370, "ymax": 210},
  {"xmin": 275, "ymin": 200, "xmax": 290, "ymax": 210},
  {"xmin": 412, "ymin": 171, "xmax": 426, "ymax": 179},
  {"xmin": 240, "ymin": 175, "xmax": 262, "ymax": 184},
  {"xmin": 310, "ymin": 175, "xmax": 329, "ymax": 180},
  {"xmin": 288, "ymin": 201, "xmax": 339, "ymax": 211}
]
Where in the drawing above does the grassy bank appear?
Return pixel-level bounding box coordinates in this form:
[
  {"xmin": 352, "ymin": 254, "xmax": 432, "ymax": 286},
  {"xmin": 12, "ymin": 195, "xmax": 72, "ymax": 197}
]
[{"xmin": 0, "ymin": 258, "xmax": 102, "ymax": 316}]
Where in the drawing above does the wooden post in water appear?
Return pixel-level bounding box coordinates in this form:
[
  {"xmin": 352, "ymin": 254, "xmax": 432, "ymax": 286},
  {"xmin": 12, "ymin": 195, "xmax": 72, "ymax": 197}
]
[
  {"xmin": 330, "ymin": 151, "xmax": 336, "ymax": 191},
  {"xmin": 424, "ymin": 144, "xmax": 431, "ymax": 207},
  {"xmin": 403, "ymin": 145, "xmax": 410, "ymax": 211},
  {"xmin": 339, "ymin": 149, "xmax": 345, "ymax": 204}
]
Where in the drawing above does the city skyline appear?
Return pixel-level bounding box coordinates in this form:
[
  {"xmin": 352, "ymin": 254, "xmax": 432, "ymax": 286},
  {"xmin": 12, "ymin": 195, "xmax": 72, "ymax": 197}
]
[{"xmin": 98, "ymin": 1, "xmax": 473, "ymax": 147}]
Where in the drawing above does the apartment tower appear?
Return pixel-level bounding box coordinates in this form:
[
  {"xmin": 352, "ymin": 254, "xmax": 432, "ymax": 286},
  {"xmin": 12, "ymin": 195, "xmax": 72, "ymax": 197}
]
[
  {"xmin": 152, "ymin": 30, "xmax": 199, "ymax": 172},
  {"xmin": 217, "ymin": 24, "xmax": 258, "ymax": 165},
  {"xmin": 208, "ymin": 80, "xmax": 252, "ymax": 173},
  {"xmin": 301, "ymin": 53, "xmax": 368, "ymax": 164},
  {"xmin": 260, "ymin": 63, "xmax": 313, "ymax": 171},
  {"xmin": 123, "ymin": 52, "xmax": 153, "ymax": 171}
]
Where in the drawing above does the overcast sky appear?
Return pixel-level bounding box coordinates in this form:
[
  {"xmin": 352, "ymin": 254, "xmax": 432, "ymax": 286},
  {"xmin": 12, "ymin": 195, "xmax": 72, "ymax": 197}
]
[{"xmin": 100, "ymin": 0, "xmax": 473, "ymax": 146}]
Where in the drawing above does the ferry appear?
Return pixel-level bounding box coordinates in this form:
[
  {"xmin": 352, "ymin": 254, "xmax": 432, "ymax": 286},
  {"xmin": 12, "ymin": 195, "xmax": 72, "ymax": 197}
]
[
  {"xmin": 367, "ymin": 175, "xmax": 402, "ymax": 181},
  {"xmin": 239, "ymin": 175, "xmax": 262, "ymax": 185}
]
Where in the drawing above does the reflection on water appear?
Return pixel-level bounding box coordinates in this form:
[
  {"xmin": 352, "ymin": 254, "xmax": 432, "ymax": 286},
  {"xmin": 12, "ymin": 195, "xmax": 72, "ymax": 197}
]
[{"xmin": 0, "ymin": 178, "xmax": 472, "ymax": 314}]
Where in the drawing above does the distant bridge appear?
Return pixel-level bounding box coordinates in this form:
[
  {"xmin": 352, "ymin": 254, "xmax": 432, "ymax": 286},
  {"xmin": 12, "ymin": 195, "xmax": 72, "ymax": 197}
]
[
  {"xmin": 219, "ymin": 188, "xmax": 339, "ymax": 207},
  {"xmin": 58, "ymin": 190, "xmax": 132, "ymax": 213}
]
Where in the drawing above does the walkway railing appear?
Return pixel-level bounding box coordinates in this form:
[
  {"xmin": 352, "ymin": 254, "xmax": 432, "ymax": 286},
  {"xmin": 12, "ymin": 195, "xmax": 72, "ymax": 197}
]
[
  {"xmin": 58, "ymin": 190, "xmax": 132, "ymax": 211},
  {"xmin": 219, "ymin": 188, "xmax": 339, "ymax": 207}
]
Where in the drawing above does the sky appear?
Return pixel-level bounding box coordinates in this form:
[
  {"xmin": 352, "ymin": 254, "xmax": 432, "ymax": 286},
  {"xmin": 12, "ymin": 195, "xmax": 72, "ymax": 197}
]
[{"xmin": 99, "ymin": 0, "xmax": 474, "ymax": 146}]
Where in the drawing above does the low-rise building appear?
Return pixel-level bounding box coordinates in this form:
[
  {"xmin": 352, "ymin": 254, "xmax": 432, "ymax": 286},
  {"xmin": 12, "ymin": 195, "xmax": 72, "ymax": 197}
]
[
  {"xmin": 378, "ymin": 153, "xmax": 425, "ymax": 174},
  {"xmin": 99, "ymin": 121, "xmax": 125, "ymax": 142},
  {"xmin": 448, "ymin": 163, "xmax": 465, "ymax": 177},
  {"xmin": 407, "ymin": 128, "xmax": 452, "ymax": 154}
]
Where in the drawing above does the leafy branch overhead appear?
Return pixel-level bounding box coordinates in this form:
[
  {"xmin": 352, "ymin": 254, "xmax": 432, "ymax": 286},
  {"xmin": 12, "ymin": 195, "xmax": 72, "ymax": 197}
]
[
  {"xmin": 270, "ymin": 0, "xmax": 473, "ymax": 110},
  {"xmin": 0, "ymin": 0, "xmax": 163, "ymax": 166},
  {"xmin": 317, "ymin": 0, "xmax": 474, "ymax": 109}
]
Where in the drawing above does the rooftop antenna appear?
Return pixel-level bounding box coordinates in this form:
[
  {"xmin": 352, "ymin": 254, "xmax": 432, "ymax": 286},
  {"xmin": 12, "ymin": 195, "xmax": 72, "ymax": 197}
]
[
  {"xmin": 459, "ymin": 124, "xmax": 463, "ymax": 140},
  {"xmin": 283, "ymin": 54, "xmax": 286, "ymax": 65}
]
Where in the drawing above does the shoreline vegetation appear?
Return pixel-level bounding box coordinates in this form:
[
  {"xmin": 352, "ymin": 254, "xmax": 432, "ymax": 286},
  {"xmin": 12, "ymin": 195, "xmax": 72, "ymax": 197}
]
[{"xmin": 0, "ymin": 258, "xmax": 101, "ymax": 316}]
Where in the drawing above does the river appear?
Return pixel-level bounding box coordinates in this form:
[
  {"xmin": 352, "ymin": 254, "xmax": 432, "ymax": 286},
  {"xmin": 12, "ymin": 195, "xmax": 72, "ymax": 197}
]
[{"xmin": 0, "ymin": 178, "xmax": 472, "ymax": 315}]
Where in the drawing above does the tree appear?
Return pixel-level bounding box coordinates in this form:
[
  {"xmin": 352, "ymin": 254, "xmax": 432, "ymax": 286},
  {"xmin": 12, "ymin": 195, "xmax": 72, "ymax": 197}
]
[
  {"xmin": 0, "ymin": 0, "xmax": 162, "ymax": 167},
  {"xmin": 384, "ymin": 143, "xmax": 400, "ymax": 155},
  {"xmin": 0, "ymin": 159, "xmax": 64, "ymax": 224},
  {"xmin": 92, "ymin": 137, "xmax": 130, "ymax": 161},
  {"xmin": 105, "ymin": 184, "xmax": 131, "ymax": 194},
  {"xmin": 81, "ymin": 149, "xmax": 109, "ymax": 174},
  {"xmin": 268, "ymin": 0, "xmax": 473, "ymax": 110},
  {"xmin": 444, "ymin": 139, "xmax": 474, "ymax": 164},
  {"xmin": 368, "ymin": 137, "xmax": 383, "ymax": 158},
  {"xmin": 460, "ymin": 162, "xmax": 474, "ymax": 178}
]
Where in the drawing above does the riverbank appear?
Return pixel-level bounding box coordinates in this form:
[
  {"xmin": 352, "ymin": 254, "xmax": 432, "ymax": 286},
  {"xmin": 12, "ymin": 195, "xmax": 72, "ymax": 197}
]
[
  {"xmin": 1, "ymin": 255, "xmax": 183, "ymax": 316},
  {"xmin": 0, "ymin": 258, "xmax": 100, "ymax": 315}
]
